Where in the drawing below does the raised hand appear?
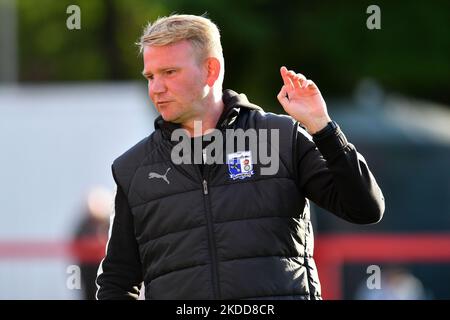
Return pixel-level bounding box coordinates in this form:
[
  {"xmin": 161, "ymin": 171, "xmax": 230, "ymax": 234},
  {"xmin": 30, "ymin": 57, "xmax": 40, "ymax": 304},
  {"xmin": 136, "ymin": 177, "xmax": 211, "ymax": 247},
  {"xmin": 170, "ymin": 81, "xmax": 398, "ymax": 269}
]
[{"xmin": 277, "ymin": 66, "xmax": 331, "ymax": 134}]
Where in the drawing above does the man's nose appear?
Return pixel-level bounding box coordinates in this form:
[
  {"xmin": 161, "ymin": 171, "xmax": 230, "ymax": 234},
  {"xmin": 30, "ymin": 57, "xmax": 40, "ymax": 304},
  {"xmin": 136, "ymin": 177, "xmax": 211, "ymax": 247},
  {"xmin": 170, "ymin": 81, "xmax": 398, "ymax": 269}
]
[{"xmin": 149, "ymin": 77, "xmax": 167, "ymax": 94}]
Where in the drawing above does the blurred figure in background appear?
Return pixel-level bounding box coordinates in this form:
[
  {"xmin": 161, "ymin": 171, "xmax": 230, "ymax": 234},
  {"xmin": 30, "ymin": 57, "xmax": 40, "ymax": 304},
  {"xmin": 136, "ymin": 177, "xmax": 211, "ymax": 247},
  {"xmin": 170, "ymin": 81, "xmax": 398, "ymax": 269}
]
[
  {"xmin": 355, "ymin": 266, "xmax": 427, "ymax": 300},
  {"xmin": 72, "ymin": 186, "xmax": 112, "ymax": 300}
]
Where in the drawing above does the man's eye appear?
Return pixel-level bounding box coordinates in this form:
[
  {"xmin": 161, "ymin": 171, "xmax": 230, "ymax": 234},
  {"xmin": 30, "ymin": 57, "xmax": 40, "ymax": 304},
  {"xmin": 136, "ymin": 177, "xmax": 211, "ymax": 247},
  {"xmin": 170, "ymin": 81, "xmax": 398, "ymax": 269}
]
[
  {"xmin": 166, "ymin": 70, "xmax": 176, "ymax": 75},
  {"xmin": 147, "ymin": 75, "xmax": 154, "ymax": 80}
]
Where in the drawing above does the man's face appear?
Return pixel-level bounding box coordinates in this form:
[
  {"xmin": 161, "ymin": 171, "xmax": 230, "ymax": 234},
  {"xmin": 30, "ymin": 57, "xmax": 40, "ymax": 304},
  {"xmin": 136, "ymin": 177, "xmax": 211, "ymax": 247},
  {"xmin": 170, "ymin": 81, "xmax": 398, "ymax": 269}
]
[{"xmin": 142, "ymin": 40, "xmax": 208, "ymax": 124}]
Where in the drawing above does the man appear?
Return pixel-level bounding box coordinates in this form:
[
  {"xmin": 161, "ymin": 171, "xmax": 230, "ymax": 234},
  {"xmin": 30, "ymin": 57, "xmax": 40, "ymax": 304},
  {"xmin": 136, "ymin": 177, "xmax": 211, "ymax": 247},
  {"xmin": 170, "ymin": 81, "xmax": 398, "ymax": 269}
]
[
  {"xmin": 72, "ymin": 187, "xmax": 111, "ymax": 300},
  {"xmin": 96, "ymin": 14, "xmax": 385, "ymax": 300}
]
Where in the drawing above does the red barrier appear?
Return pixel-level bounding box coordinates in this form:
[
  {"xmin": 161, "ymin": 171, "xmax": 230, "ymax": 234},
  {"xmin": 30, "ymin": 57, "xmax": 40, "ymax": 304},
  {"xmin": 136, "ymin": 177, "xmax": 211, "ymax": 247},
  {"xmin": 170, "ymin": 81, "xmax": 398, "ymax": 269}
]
[
  {"xmin": 2, "ymin": 233, "xmax": 450, "ymax": 299},
  {"xmin": 0, "ymin": 237, "xmax": 107, "ymax": 263},
  {"xmin": 314, "ymin": 233, "xmax": 450, "ymax": 299}
]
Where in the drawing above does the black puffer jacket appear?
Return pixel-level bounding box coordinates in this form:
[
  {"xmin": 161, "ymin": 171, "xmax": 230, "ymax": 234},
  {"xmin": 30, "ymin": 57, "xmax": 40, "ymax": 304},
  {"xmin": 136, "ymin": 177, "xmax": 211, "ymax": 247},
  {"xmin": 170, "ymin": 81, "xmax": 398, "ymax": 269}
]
[{"xmin": 96, "ymin": 89, "xmax": 385, "ymax": 300}]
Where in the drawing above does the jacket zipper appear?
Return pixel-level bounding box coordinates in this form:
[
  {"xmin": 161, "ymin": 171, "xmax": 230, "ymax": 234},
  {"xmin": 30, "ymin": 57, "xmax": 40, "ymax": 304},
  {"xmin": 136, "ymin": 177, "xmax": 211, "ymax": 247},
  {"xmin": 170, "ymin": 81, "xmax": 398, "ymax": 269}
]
[
  {"xmin": 200, "ymin": 161, "xmax": 221, "ymax": 299},
  {"xmin": 203, "ymin": 180, "xmax": 208, "ymax": 195}
]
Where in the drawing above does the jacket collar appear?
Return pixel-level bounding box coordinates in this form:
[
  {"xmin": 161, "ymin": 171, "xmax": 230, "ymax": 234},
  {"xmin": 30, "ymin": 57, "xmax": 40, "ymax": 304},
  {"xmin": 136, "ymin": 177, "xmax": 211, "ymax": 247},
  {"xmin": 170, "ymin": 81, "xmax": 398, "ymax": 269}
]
[{"xmin": 154, "ymin": 89, "xmax": 262, "ymax": 139}]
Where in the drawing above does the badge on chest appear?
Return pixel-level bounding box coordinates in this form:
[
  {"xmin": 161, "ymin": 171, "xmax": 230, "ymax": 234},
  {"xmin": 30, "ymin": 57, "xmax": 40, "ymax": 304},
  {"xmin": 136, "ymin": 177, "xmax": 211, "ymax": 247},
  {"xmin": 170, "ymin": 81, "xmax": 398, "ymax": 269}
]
[{"xmin": 227, "ymin": 150, "xmax": 255, "ymax": 180}]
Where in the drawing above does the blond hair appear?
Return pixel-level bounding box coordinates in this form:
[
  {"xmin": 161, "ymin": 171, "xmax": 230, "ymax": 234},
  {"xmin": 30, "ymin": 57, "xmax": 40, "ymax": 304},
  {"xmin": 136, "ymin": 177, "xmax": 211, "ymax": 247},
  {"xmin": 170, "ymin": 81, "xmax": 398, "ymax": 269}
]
[{"xmin": 139, "ymin": 14, "xmax": 224, "ymax": 65}]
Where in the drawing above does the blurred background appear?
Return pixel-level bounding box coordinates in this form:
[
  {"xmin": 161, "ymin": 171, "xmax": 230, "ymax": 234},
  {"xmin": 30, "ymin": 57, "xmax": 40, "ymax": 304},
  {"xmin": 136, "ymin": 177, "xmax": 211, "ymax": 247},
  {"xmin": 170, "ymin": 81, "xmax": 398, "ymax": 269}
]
[{"xmin": 0, "ymin": 0, "xmax": 449, "ymax": 299}]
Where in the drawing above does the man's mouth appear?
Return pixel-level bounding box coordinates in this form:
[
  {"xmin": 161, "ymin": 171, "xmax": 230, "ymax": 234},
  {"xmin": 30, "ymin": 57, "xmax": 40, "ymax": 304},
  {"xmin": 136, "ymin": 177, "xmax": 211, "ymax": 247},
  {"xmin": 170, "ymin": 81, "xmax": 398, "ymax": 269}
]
[{"xmin": 156, "ymin": 101, "xmax": 172, "ymax": 107}]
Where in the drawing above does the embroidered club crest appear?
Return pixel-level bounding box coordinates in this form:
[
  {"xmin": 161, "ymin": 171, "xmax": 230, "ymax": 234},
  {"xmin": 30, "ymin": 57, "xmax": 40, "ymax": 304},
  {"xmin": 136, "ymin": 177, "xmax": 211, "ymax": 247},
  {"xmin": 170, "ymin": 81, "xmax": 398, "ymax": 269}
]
[{"xmin": 227, "ymin": 151, "xmax": 254, "ymax": 180}]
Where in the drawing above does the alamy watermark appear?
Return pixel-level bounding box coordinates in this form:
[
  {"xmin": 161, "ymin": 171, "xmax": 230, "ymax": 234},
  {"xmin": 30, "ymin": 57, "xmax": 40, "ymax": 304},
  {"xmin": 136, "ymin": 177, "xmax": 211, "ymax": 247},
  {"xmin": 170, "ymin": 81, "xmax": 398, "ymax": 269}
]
[
  {"xmin": 366, "ymin": 264, "xmax": 381, "ymax": 290},
  {"xmin": 66, "ymin": 265, "xmax": 81, "ymax": 290},
  {"xmin": 66, "ymin": 5, "xmax": 81, "ymax": 30},
  {"xmin": 366, "ymin": 5, "xmax": 381, "ymax": 30},
  {"xmin": 170, "ymin": 121, "xmax": 280, "ymax": 176}
]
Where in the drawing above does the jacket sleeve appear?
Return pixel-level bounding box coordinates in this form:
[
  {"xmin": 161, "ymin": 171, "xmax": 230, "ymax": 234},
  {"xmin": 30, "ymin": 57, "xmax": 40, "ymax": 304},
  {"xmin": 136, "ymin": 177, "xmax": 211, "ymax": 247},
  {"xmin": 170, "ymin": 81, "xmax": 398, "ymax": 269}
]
[
  {"xmin": 96, "ymin": 167, "xmax": 143, "ymax": 299},
  {"xmin": 295, "ymin": 122, "xmax": 385, "ymax": 224}
]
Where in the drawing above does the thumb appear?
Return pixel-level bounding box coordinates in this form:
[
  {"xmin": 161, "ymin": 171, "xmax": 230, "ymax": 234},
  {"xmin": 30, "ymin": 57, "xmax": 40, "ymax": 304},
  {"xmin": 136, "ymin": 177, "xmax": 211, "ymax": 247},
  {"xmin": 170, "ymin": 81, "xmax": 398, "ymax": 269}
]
[{"xmin": 277, "ymin": 85, "xmax": 289, "ymax": 106}]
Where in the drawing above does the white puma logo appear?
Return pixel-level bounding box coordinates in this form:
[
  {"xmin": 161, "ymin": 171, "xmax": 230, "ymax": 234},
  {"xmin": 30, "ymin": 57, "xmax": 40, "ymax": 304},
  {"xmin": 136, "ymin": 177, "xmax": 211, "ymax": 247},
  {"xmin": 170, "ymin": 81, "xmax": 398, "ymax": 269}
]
[{"xmin": 148, "ymin": 167, "xmax": 171, "ymax": 184}]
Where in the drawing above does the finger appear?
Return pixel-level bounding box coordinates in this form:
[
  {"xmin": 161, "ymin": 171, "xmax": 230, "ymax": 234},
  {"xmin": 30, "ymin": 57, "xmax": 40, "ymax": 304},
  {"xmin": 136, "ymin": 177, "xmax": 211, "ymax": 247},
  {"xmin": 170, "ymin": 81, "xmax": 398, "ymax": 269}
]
[
  {"xmin": 288, "ymin": 70, "xmax": 307, "ymax": 89},
  {"xmin": 280, "ymin": 66, "xmax": 294, "ymax": 90},
  {"xmin": 289, "ymin": 71, "xmax": 302, "ymax": 90},
  {"xmin": 305, "ymin": 79, "xmax": 319, "ymax": 91},
  {"xmin": 291, "ymin": 72, "xmax": 308, "ymax": 88},
  {"xmin": 277, "ymin": 85, "xmax": 289, "ymax": 105}
]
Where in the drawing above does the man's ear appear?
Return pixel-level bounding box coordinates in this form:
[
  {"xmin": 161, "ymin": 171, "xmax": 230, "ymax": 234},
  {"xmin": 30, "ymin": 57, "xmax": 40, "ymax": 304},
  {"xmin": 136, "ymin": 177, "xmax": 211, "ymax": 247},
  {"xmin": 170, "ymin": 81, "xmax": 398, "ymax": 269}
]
[{"xmin": 205, "ymin": 57, "xmax": 221, "ymax": 87}]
